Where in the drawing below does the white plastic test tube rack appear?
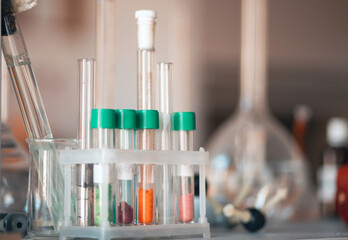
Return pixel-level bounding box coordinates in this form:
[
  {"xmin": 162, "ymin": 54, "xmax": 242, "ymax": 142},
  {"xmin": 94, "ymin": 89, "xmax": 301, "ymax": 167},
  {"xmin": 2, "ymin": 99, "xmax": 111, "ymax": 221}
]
[{"xmin": 59, "ymin": 148, "xmax": 210, "ymax": 240}]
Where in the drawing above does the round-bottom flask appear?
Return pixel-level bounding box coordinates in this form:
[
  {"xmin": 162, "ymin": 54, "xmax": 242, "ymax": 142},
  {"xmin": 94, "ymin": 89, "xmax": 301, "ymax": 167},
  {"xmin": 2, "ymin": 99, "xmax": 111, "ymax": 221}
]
[{"xmin": 207, "ymin": 0, "xmax": 318, "ymax": 224}]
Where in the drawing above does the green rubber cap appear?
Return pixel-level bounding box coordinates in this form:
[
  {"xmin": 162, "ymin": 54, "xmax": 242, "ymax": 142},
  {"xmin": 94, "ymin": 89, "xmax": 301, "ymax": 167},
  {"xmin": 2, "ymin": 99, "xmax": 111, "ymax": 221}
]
[
  {"xmin": 136, "ymin": 110, "xmax": 159, "ymax": 129},
  {"xmin": 115, "ymin": 109, "xmax": 136, "ymax": 129},
  {"xmin": 171, "ymin": 112, "xmax": 196, "ymax": 131},
  {"xmin": 90, "ymin": 108, "xmax": 116, "ymax": 129}
]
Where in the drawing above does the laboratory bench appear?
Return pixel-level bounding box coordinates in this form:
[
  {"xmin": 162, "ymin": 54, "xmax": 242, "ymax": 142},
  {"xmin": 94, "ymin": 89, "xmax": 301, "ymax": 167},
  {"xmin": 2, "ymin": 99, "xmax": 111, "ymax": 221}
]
[
  {"xmin": 17, "ymin": 219, "xmax": 348, "ymax": 240},
  {"xmin": 208, "ymin": 219, "xmax": 348, "ymax": 240}
]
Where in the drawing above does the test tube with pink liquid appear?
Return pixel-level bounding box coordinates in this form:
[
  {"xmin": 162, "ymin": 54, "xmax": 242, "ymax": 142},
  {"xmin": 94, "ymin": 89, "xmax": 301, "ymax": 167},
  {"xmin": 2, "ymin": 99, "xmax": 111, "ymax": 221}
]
[{"xmin": 172, "ymin": 112, "xmax": 196, "ymax": 223}]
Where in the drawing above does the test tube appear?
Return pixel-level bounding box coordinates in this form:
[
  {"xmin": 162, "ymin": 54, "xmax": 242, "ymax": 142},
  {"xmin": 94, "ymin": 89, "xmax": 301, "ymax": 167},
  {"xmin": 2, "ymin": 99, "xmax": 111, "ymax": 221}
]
[
  {"xmin": 115, "ymin": 109, "xmax": 136, "ymax": 225},
  {"xmin": 172, "ymin": 112, "xmax": 196, "ymax": 223},
  {"xmin": 76, "ymin": 58, "xmax": 95, "ymax": 226},
  {"xmin": 157, "ymin": 62, "xmax": 175, "ymax": 224},
  {"xmin": 136, "ymin": 110, "xmax": 159, "ymax": 225},
  {"xmin": 135, "ymin": 10, "xmax": 158, "ymax": 226},
  {"xmin": 90, "ymin": 109, "xmax": 116, "ymax": 226},
  {"xmin": 1, "ymin": 2, "xmax": 52, "ymax": 139}
]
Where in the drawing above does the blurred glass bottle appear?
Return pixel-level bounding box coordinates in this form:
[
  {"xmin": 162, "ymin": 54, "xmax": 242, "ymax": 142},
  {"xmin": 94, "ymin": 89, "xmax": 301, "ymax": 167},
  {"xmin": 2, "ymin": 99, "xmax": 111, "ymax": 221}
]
[
  {"xmin": 318, "ymin": 118, "xmax": 348, "ymax": 217},
  {"xmin": 292, "ymin": 105, "xmax": 312, "ymax": 155},
  {"xmin": 0, "ymin": 58, "xmax": 29, "ymax": 213},
  {"xmin": 207, "ymin": 0, "xmax": 316, "ymax": 223}
]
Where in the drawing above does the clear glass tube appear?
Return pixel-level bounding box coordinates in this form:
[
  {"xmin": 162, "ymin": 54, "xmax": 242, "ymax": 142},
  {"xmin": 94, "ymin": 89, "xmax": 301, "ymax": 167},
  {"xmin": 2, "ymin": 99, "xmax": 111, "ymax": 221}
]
[
  {"xmin": 91, "ymin": 128, "xmax": 115, "ymax": 226},
  {"xmin": 158, "ymin": 62, "xmax": 173, "ymax": 149},
  {"xmin": 75, "ymin": 59, "xmax": 95, "ymax": 226},
  {"xmin": 2, "ymin": 55, "xmax": 10, "ymax": 124},
  {"xmin": 157, "ymin": 62, "xmax": 175, "ymax": 224},
  {"xmin": 78, "ymin": 59, "xmax": 95, "ymax": 149},
  {"xmin": 239, "ymin": 0, "xmax": 267, "ymax": 113},
  {"xmin": 115, "ymin": 129, "xmax": 135, "ymax": 225},
  {"xmin": 137, "ymin": 129, "xmax": 156, "ymax": 225},
  {"xmin": 2, "ymin": 13, "xmax": 52, "ymax": 139},
  {"xmin": 91, "ymin": 128, "xmax": 115, "ymax": 149},
  {"xmin": 137, "ymin": 50, "xmax": 156, "ymax": 110},
  {"xmin": 173, "ymin": 131, "xmax": 195, "ymax": 223},
  {"xmin": 136, "ymin": 10, "xmax": 157, "ymax": 111},
  {"xmin": 96, "ymin": 0, "xmax": 116, "ymax": 108}
]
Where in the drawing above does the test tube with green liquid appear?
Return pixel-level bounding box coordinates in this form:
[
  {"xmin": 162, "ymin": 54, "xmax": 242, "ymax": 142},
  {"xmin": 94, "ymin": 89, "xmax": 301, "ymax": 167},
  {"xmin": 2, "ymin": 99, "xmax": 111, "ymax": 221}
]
[{"xmin": 90, "ymin": 108, "xmax": 116, "ymax": 226}]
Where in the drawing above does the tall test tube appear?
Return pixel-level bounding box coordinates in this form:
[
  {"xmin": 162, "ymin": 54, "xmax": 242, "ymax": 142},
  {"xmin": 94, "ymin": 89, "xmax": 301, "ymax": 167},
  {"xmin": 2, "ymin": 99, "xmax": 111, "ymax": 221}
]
[
  {"xmin": 115, "ymin": 109, "xmax": 136, "ymax": 225},
  {"xmin": 76, "ymin": 59, "xmax": 95, "ymax": 226},
  {"xmin": 157, "ymin": 62, "xmax": 175, "ymax": 224},
  {"xmin": 172, "ymin": 112, "xmax": 196, "ymax": 223},
  {"xmin": 135, "ymin": 10, "xmax": 158, "ymax": 226}
]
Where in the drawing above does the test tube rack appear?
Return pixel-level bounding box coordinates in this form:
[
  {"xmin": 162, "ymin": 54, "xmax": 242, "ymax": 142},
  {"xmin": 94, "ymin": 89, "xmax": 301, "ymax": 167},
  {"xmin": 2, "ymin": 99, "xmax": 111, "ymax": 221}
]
[{"xmin": 59, "ymin": 148, "xmax": 210, "ymax": 240}]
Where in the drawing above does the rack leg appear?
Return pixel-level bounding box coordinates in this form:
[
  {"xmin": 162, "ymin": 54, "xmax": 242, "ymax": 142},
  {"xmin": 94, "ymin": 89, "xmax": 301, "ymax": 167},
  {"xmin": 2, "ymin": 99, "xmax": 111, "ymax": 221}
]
[
  {"xmin": 198, "ymin": 160, "xmax": 207, "ymax": 223},
  {"xmin": 203, "ymin": 230, "xmax": 211, "ymax": 238}
]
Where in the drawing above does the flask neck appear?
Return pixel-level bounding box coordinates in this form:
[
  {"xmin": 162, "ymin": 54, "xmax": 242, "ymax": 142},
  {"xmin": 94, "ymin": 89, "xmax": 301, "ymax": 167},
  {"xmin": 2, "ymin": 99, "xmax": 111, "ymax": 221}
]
[
  {"xmin": 238, "ymin": 74, "xmax": 268, "ymax": 113},
  {"xmin": 238, "ymin": 0, "xmax": 268, "ymax": 114}
]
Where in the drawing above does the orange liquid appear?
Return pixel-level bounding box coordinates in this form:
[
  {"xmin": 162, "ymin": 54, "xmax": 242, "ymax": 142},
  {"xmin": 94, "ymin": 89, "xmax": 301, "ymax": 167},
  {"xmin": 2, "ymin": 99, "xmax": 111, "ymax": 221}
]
[{"xmin": 138, "ymin": 188, "xmax": 153, "ymax": 224}]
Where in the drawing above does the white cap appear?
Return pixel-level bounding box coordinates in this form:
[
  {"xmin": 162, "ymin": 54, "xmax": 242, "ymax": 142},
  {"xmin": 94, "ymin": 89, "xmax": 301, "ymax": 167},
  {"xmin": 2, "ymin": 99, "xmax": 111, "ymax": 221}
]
[
  {"xmin": 135, "ymin": 10, "xmax": 157, "ymax": 50},
  {"xmin": 327, "ymin": 118, "xmax": 348, "ymax": 147}
]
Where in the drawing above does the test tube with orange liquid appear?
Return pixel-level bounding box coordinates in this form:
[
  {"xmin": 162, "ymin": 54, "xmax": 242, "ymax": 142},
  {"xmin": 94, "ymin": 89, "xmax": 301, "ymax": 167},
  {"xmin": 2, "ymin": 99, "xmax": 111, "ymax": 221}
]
[{"xmin": 136, "ymin": 110, "xmax": 159, "ymax": 225}]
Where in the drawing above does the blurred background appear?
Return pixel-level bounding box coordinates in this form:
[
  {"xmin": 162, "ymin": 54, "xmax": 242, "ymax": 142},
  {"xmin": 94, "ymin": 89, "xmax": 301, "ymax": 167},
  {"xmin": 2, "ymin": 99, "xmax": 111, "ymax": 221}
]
[{"xmin": 9, "ymin": 0, "xmax": 348, "ymax": 184}]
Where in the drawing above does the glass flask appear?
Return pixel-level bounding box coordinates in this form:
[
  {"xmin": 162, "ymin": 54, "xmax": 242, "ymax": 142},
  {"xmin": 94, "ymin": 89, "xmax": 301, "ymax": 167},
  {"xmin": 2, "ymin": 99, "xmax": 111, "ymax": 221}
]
[{"xmin": 207, "ymin": 0, "xmax": 317, "ymax": 224}]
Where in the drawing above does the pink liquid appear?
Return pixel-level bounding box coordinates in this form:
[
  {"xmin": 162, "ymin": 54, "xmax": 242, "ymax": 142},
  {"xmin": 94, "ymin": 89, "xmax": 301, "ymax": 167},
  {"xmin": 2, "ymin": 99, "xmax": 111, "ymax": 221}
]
[{"xmin": 179, "ymin": 193, "xmax": 194, "ymax": 222}]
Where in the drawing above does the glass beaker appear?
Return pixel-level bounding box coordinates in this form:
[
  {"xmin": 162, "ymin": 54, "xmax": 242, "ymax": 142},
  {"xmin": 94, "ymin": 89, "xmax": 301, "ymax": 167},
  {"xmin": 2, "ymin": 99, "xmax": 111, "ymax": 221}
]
[{"xmin": 26, "ymin": 138, "xmax": 77, "ymax": 238}]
